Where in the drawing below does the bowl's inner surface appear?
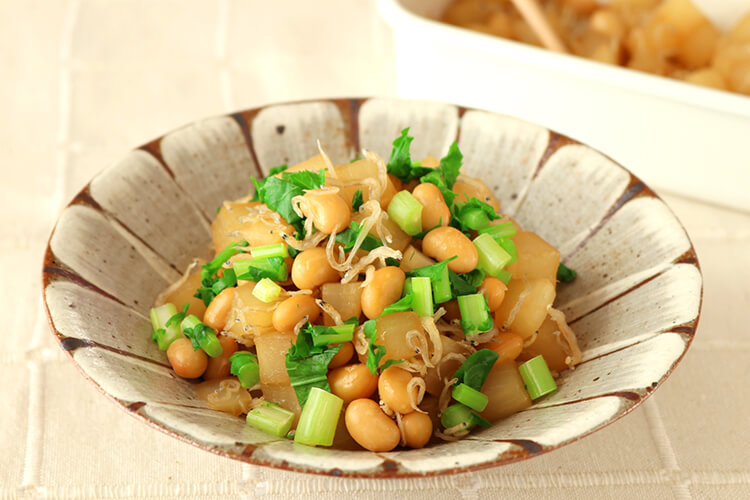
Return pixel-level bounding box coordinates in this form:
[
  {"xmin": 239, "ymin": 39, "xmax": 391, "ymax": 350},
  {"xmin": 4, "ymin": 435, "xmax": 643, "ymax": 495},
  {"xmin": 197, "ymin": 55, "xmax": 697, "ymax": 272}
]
[{"xmin": 43, "ymin": 97, "xmax": 701, "ymax": 477}]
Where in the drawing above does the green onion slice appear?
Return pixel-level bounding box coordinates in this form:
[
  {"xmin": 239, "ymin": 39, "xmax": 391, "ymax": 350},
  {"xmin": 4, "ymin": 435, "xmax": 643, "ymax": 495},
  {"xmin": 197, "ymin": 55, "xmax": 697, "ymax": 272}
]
[
  {"xmin": 518, "ymin": 355, "xmax": 557, "ymax": 399},
  {"xmin": 387, "ymin": 190, "xmax": 424, "ymax": 236},
  {"xmin": 253, "ymin": 278, "xmax": 283, "ymax": 303},
  {"xmin": 452, "ymin": 383, "xmax": 489, "ymax": 412},
  {"xmin": 294, "ymin": 388, "xmax": 343, "ymax": 447},
  {"xmin": 246, "ymin": 402, "xmax": 295, "ymax": 438},
  {"xmin": 457, "ymin": 293, "xmax": 494, "ymax": 336}
]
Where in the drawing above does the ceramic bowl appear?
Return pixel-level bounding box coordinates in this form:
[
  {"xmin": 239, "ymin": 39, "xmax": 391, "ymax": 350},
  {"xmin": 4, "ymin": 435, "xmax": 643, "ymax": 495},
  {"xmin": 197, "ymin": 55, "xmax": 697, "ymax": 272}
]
[{"xmin": 42, "ymin": 97, "xmax": 702, "ymax": 477}]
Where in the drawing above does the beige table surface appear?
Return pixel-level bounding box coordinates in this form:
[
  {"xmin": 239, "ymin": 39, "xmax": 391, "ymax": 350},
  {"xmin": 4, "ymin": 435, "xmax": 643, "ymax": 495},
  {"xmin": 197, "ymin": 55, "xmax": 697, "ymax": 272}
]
[{"xmin": 2, "ymin": 1, "xmax": 749, "ymax": 499}]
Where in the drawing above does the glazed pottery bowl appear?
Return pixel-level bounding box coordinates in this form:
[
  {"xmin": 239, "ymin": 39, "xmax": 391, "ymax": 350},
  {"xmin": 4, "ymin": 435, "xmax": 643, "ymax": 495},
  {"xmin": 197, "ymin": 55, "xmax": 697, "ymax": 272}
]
[{"xmin": 42, "ymin": 97, "xmax": 702, "ymax": 477}]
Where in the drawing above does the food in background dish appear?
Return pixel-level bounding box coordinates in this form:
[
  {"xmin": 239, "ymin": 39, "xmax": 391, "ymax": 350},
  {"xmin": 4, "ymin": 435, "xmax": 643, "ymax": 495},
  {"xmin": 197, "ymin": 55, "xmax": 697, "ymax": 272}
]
[
  {"xmin": 149, "ymin": 130, "xmax": 582, "ymax": 451},
  {"xmin": 443, "ymin": 0, "xmax": 750, "ymax": 96}
]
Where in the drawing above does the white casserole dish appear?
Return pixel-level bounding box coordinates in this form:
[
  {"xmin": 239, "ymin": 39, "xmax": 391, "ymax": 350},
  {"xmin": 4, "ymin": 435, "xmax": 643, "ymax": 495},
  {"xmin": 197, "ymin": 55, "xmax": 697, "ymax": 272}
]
[{"xmin": 378, "ymin": 0, "xmax": 750, "ymax": 212}]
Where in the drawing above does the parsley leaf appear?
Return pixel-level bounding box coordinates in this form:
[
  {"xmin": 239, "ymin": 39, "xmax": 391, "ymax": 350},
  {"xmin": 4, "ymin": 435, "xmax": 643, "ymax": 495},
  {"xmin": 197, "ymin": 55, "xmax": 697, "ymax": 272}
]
[
  {"xmin": 166, "ymin": 303, "xmax": 189, "ymax": 329},
  {"xmin": 285, "ymin": 327, "xmax": 342, "ymax": 407},
  {"xmin": 352, "ymin": 189, "xmax": 364, "ymax": 211},
  {"xmin": 251, "ymin": 165, "xmax": 288, "ymax": 201},
  {"xmin": 234, "ymin": 256, "xmax": 288, "ymax": 282},
  {"xmin": 229, "ymin": 351, "xmax": 260, "ymax": 387},
  {"xmin": 182, "ymin": 318, "xmax": 223, "ymax": 357},
  {"xmin": 335, "ymin": 221, "xmax": 383, "ymax": 251},
  {"xmin": 420, "ymin": 141, "xmax": 465, "ymax": 208},
  {"xmin": 450, "ymin": 197, "xmax": 500, "ymax": 233},
  {"xmin": 453, "ymin": 349, "xmax": 499, "ymax": 391},
  {"xmin": 362, "ymin": 294, "xmax": 414, "ymax": 375},
  {"xmin": 406, "ymin": 258, "xmax": 454, "ymax": 303},
  {"xmin": 269, "ymin": 164, "xmax": 289, "ymax": 176},
  {"xmin": 449, "ymin": 270, "xmax": 475, "ymax": 296},
  {"xmin": 387, "ymin": 128, "xmax": 433, "ymax": 183},
  {"xmin": 439, "ymin": 141, "xmax": 462, "ymax": 189},
  {"xmin": 557, "ymin": 263, "xmax": 577, "ymax": 283},
  {"xmin": 194, "ymin": 242, "xmax": 248, "ymax": 306},
  {"xmin": 251, "ymin": 169, "xmax": 326, "ymax": 233},
  {"xmin": 281, "ymin": 169, "xmax": 326, "ymax": 190},
  {"xmin": 306, "ymin": 323, "xmax": 355, "ymax": 346}
]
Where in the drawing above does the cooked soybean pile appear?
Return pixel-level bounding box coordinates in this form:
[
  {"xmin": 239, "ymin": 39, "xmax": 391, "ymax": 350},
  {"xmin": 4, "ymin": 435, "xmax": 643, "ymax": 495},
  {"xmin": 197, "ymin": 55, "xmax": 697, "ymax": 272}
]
[
  {"xmin": 443, "ymin": 0, "xmax": 750, "ymax": 96},
  {"xmin": 149, "ymin": 129, "xmax": 583, "ymax": 451}
]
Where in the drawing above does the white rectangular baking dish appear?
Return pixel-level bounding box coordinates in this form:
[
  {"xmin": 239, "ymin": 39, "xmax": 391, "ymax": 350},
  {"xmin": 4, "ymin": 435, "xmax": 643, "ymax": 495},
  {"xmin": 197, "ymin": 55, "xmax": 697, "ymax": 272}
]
[{"xmin": 378, "ymin": 0, "xmax": 750, "ymax": 212}]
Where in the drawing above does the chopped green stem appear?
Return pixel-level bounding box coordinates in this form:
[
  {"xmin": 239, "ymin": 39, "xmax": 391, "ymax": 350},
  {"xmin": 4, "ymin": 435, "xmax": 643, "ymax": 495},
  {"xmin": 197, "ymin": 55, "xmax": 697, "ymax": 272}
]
[
  {"xmin": 294, "ymin": 388, "xmax": 343, "ymax": 447},
  {"xmin": 211, "ymin": 268, "xmax": 237, "ymax": 295},
  {"xmin": 557, "ymin": 263, "xmax": 577, "ymax": 283},
  {"xmin": 309, "ymin": 324, "xmax": 356, "ymax": 346},
  {"xmin": 453, "ymin": 349, "xmax": 499, "ymax": 390},
  {"xmin": 408, "ymin": 259, "xmax": 453, "ymax": 304},
  {"xmin": 496, "ymin": 238, "xmax": 518, "ymax": 266},
  {"xmin": 457, "ymin": 293, "xmax": 494, "ymax": 336},
  {"xmin": 149, "ymin": 303, "xmax": 182, "ymax": 350},
  {"xmin": 441, "ymin": 403, "xmax": 473, "ymax": 429},
  {"xmin": 204, "ymin": 241, "xmax": 249, "ymax": 277},
  {"xmin": 229, "ymin": 351, "xmax": 260, "ymax": 387},
  {"xmin": 473, "ymin": 233, "xmax": 512, "ymax": 278},
  {"xmin": 452, "ymin": 383, "xmax": 489, "ymax": 412},
  {"xmin": 441, "ymin": 403, "xmax": 491, "ymax": 431},
  {"xmin": 246, "ymin": 402, "xmax": 295, "ymax": 437},
  {"xmin": 478, "ymin": 222, "xmax": 517, "ymax": 240},
  {"xmin": 233, "ymin": 256, "xmax": 288, "ymax": 282},
  {"xmin": 180, "ymin": 315, "xmax": 223, "ymax": 357},
  {"xmin": 195, "ymin": 240, "xmax": 249, "ymax": 305},
  {"xmin": 249, "ymin": 243, "xmax": 289, "ymax": 260},
  {"xmin": 461, "ymin": 208, "xmax": 491, "ymax": 230},
  {"xmin": 387, "ymin": 190, "xmax": 424, "ymax": 236},
  {"xmin": 253, "ymin": 278, "xmax": 283, "ymax": 303},
  {"xmin": 518, "ymin": 355, "xmax": 557, "ymax": 399},
  {"xmin": 406, "ymin": 277, "xmax": 433, "ymax": 317},
  {"xmin": 495, "ymin": 269, "xmax": 512, "ymax": 285}
]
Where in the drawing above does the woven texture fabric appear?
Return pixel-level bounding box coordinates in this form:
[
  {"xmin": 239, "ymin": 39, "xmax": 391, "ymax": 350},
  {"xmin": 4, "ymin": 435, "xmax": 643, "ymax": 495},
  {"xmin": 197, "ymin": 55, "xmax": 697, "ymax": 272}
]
[{"xmin": 3, "ymin": 1, "xmax": 749, "ymax": 498}]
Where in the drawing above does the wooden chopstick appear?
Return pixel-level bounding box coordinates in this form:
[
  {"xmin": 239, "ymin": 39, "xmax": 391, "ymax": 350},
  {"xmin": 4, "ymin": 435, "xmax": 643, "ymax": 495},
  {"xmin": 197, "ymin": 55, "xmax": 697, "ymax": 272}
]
[{"xmin": 509, "ymin": 0, "xmax": 568, "ymax": 53}]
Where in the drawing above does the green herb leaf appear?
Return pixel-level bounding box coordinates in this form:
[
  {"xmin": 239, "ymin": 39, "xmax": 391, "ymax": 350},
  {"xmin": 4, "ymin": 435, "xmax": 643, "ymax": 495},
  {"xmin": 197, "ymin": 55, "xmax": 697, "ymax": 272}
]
[
  {"xmin": 439, "ymin": 141, "xmax": 462, "ymax": 189},
  {"xmin": 194, "ymin": 241, "xmax": 249, "ymax": 306},
  {"xmin": 557, "ymin": 263, "xmax": 577, "ymax": 283},
  {"xmin": 234, "ymin": 256, "xmax": 288, "ymax": 282},
  {"xmin": 181, "ymin": 316, "xmax": 223, "ymax": 357},
  {"xmin": 419, "ymin": 141, "xmax": 465, "ymax": 209},
  {"xmin": 285, "ymin": 327, "xmax": 342, "ymax": 407},
  {"xmin": 449, "ymin": 270, "xmax": 484, "ymax": 297},
  {"xmin": 269, "ymin": 164, "xmax": 289, "ymax": 176},
  {"xmin": 453, "ymin": 349, "xmax": 499, "ymax": 391},
  {"xmin": 251, "ymin": 165, "xmax": 288, "ymax": 200},
  {"xmin": 251, "ymin": 169, "xmax": 326, "ymax": 233},
  {"xmin": 407, "ymin": 258, "xmax": 454, "ymax": 303},
  {"xmin": 386, "ymin": 128, "xmax": 433, "ymax": 183},
  {"xmin": 363, "ymin": 319, "xmax": 385, "ymax": 375},
  {"xmin": 471, "ymin": 411, "xmax": 492, "ymax": 427},
  {"xmin": 281, "ymin": 169, "xmax": 326, "ymax": 190},
  {"xmin": 165, "ymin": 303, "xmax": 189, "ymax": 329},
  {"xmin": 335, "ymin": 221, "xmax": 383, "ymax": 251},
  {"xmin": 382, "ymin": 293, "xmax": 414, "ymax": 315},
  {"xmin": 306, "ymin": 323, "xmax": 356, "ymax": 346},
  {"xmin": 380, "ymin": 359, "xmax": 405, "ymax": 371},
  {"xmin": 362, "ymin": 294, "xmax": 415, "ymax": 375},
  {"xmin": 352, "ymin": 189, "xmax": 364, "ymax": 211},
  {"xmin": 450, "ymin": 197, "xmax": 500, "ymax": 233},
  {"xmin": 229, "ymin": 351, "xmax": 260, "ymax": 387}
]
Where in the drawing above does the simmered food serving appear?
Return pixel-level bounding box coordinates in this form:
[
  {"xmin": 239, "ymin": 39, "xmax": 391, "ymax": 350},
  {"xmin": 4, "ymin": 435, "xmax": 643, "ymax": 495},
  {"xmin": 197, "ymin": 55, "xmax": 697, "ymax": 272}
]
[
  {"xmin": 149, "ymin": 129, "xmax": 582, "ymax": 451},
  {"xmin": 443, "ymin": 0, "xmax": 750, "ymax": 96}
]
